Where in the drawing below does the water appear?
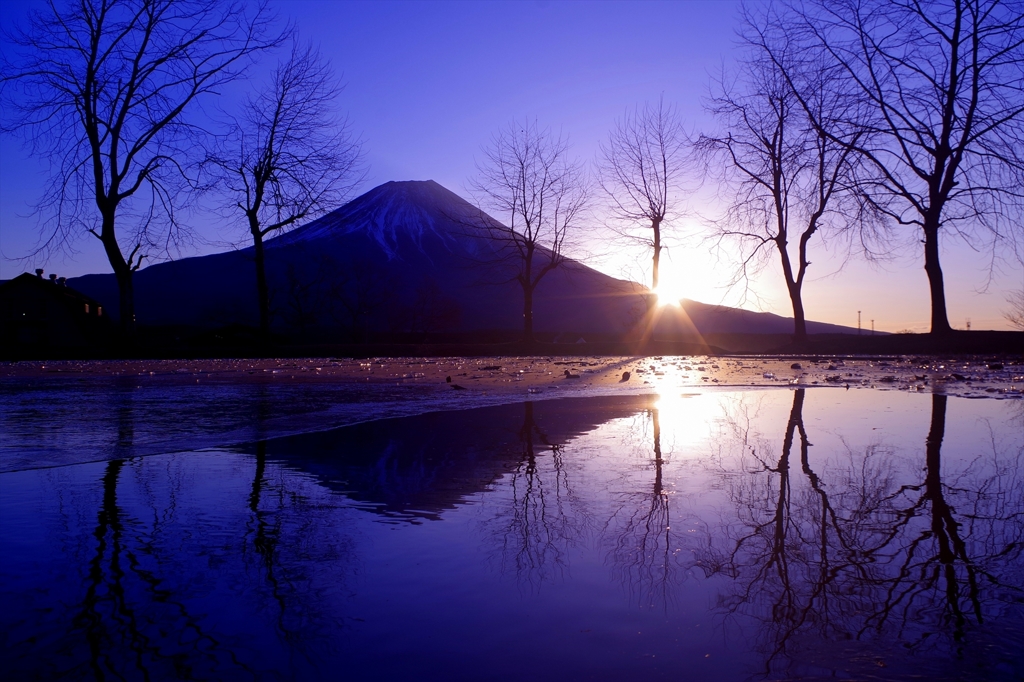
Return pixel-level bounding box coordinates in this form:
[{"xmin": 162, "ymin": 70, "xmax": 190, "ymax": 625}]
[{"xmin": 2, "ymin": 388, "xmax": 1022, "ymax": 681}]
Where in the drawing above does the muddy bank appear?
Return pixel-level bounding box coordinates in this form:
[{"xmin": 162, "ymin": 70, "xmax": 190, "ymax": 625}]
[{"xmin": 3, "ymin": 353, "xmax": 1021, "ymax": 399}]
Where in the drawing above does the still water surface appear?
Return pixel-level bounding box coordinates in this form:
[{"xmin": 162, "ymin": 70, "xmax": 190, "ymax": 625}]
[{"xmin": 2, "ymin": 388, "xmax": 1022, "ymax": 680}]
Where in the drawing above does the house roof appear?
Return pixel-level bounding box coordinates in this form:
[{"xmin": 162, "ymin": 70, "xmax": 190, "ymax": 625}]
[{"xmin": 0, "ymin": 272, "xmax": 105, "ymax": 309}]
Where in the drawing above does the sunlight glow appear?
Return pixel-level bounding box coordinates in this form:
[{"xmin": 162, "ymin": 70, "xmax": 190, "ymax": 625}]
[
  {"xmin": 653, "ymin": 390, "xmax": 724, "ymax": 451},
  {"xmin": 653, "ymin": 266, "xmax": 692, "ymax": 307},
  {"xmin": 644, "ymin": 234, "xmax": 737, "ymax": 307},
  {"xmin": 653, "ymin": 283, "xmax": 685, "ymax": 307}
]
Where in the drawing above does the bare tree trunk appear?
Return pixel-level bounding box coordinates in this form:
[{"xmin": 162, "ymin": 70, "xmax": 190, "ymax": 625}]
[
  {"xmin": 98, "ymin": 213, "xmax": 135, "ymax": 339},
  {"xmin": 925, "ymin": 393, "xmax": 946, "ymax": 489},
  {"xmin": 772, "ymin": 391, "xmax": 795, "ymax": 564},
  {"xmin": 776, "ymin": 238, "xmax": 808, "ymax": 343},
  {"xmin": 786, "ymin": 280, "xmax": 807, "ymax": 342},
  {"xmin": 522, "ymin": 245, "xmax": 535, "ymax": 344},
  {"xmin": 522, "ymin": 284, "xmax": 535, "ymax": 344},
  {"xmin": 115, "ymin": 272, "xmax": 135, "ymax": 339},
  {"xmin": 252, "ymin": 230, "xmax": 270, "ymax": 339},
  {"xmin": 82, "ymin": 457, "xmax": 124, "ymax": 679},
  {"xmin": 923, "ymin": 221, "xmax": 952, "ymax": 335}
]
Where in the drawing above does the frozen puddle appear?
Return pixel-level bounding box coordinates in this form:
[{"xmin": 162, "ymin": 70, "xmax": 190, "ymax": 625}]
[{"xmin": 2, "ymin": 389, "xmax": 1022, "ymax": 681}]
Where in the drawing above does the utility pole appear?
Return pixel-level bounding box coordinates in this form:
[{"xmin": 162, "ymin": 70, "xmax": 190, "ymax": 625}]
[
  {"xmin": 871, "ymin": 319, "xmax": 874, "ymax": 335},
  {"xmin": 858, "ymin": 311, "xmax": 862, "ymax": 335}
]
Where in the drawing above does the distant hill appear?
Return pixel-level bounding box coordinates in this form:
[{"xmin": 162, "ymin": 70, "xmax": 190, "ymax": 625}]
[
  {"xmin": 658, "ymin": 298, "xmax": 865, "ymax": 336},
  {"xmin": 65, "ymin": 180, "xmax": 864, "ymax": 340}
]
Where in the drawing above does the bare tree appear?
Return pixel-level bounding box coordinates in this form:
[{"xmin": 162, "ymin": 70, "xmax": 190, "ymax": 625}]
[
  {"xmin": 783, "ymin": 0, "xmax": 1024, "ymax": 335},
  {"xmin": 211, "ymin": 41, "xmax": 364, "ymax": 338},
  {"xmin": 598, "ymin": 98, "xmax": 688, "ymax": 293},
  {"xmin": 698, "ymin": 7, "xmax": 875, "ymax": 342},
  {"xmin": 1, "ymin": 0, "xmax": 281, "ymax": 337},
  {"xmin": 471, "ymin": 119, "xmax": 589, "ymax": 343},
  {"xmin": 1005, "ymin": 289, "xmax": 1024, "ymax": 330}
]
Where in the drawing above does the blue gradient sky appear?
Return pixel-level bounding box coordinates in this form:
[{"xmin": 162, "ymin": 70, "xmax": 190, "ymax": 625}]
[{"xmin": 1, "ymin": 0, "xmax": 1020, "ymax": 331}]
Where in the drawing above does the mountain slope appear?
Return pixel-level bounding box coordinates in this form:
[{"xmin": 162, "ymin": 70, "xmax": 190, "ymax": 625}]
[
  {"xmin": 67, "ymin": 180, "xmax": 865, "ymax": 340},
  {"xmin": 672, "ymin": 299, "xmax": 863, "ymax": 335},
  {"xmin": 70, "ymin": 181, "xmax": 643, "ymax": 338}
]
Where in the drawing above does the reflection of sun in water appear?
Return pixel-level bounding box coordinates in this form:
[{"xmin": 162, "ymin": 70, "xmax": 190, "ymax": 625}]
[{"xmin": 653, "ymin": 390, "xmax": 723, "ymax": 449}]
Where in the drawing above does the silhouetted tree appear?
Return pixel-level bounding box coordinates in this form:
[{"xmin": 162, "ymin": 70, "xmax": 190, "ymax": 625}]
[
  {"xmin": 698, "ymin": 4, "xmax": 877, "ymax": 342},
  {"xmin": 598, "ymin": 98, "xmax": 689, "ymax": 294},
  {"xmin": 472, "ymin": 119, "xmax": 589, "ymax": 343},
  {"xmin": 211, "ymin": 40, "xmax": 364, "ymax": 338},
  {"xmin": 1005, "ymin": 289, "xmax": 1024, "ymax": 330},
  {"xmin": 244, "ymin": 441, "xmax": 351, "ymax": 661},
  {"xmin": 1, "ymin": 0, "xmax": 281, "ymax": 337},
  {"xmin": 780, "ymin": 0, "xmax": 1024, "ymax": 335}
]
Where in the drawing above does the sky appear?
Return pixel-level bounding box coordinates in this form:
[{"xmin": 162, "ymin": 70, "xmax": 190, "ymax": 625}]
[{"xmin": 1, "ymin": 0, "xmax": 1021, "ymax": 332}]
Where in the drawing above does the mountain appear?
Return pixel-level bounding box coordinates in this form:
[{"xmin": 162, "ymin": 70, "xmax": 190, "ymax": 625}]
[
  {"xmin": 658, "ymin": 299, "xmax": 864, "ymax": 336},
  {"xmin": 66, "ymin": 180, "xmax": 863, "ymax": 340},
  {"xmin": 69, "ymin": 181, "xmax": 641, "ymax": 339}
]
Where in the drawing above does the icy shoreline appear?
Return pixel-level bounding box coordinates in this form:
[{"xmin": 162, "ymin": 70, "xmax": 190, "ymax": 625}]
[{"xmin": 2, "ymin": 354, "xmax": 1020, "ymax": 473}]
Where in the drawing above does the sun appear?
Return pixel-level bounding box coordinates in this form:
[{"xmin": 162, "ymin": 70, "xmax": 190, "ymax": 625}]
[{"xmin": 653, "ymin": 282, "xmax": 686, "ymax": 307}]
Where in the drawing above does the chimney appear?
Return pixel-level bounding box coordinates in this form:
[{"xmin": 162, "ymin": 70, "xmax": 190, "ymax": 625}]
[{"xmin": 35, "ymin": 268, "xmax": 43, "ymax": 278}]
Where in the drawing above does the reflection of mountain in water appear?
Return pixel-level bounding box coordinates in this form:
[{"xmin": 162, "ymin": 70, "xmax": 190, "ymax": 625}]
[
  {"xmin": 3, "ymin": 390, "xmax": 1022, "ymax": 681},
  {"xmin": 247, "ymin": 395, "xmax": 653, "ymax": 521}
]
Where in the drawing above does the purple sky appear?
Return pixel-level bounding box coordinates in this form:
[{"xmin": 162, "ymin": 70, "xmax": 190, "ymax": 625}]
[{"xmin": 1, "ymin": 0, "xmax": 1021, "ymax": 331}]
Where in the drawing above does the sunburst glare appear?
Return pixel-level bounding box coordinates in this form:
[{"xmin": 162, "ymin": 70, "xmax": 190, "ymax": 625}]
[
  {"xmin": 653, "ymin": 283, "xmax": 685, "ymax": 307},
  {"xmin": 653, "ymin": 269, "xmax": 689, "ymax": 307}
]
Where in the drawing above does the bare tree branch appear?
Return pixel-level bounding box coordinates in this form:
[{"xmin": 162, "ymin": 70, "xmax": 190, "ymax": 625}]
[
  {"xmin": 1, "ymin": 0, "xmax": 283, "ymax": 337},
  {"xmin": 697, "ymin": 3, "xmax": 884, "ymax": 341},
  {"xmin": 597, "ymin": 97, "xmax": 690, "ymax": 293},
  {"xmin": 470, "ymin": 119, "xmax": 589, "ymax": 343},
  {"xmin": 782, "ymin": 0, "xmax": 1024, "ymax": 335},
  {"xmin": 207, "ymin": 39, "xmax": 365, "ymax": 338},
  {"xmin": 1004, "ymin": 288, "xmax": 1024, "ymax": 330}
]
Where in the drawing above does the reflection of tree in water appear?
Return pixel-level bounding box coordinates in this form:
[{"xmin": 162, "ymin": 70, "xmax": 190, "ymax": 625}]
[
  {"xmin": 605, "ymin": 402, "xmax": 679, "ymax": 610},
  {"xmin": 691, "ymin": 390, "xmax": 1024, "ymax": 677},
  {"xmin": 862, "ymin": 395, "xmax": 1023, "ymax": 648},
  {"xmin": 72, "ymin": 458, "xmax": 239, "ymax": 680},
  {"xmin": 493, "ymin": 401, "xmax": 589, "ymax": 589},
  {"xmin": 245, "ymin": 439, "xmax": 355, "ymax": 659},
  {"xmin": 46, "ymin": 435, "xmax": 356, "ymax": 679},
  {"xmin": 109, "ymin": 376, "xmax": 137, "ymax": 458}
]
